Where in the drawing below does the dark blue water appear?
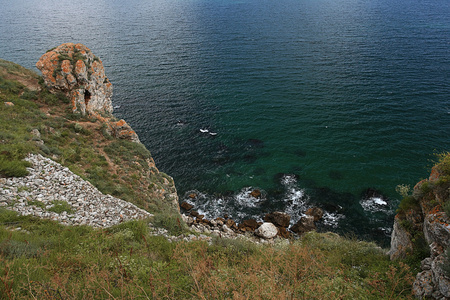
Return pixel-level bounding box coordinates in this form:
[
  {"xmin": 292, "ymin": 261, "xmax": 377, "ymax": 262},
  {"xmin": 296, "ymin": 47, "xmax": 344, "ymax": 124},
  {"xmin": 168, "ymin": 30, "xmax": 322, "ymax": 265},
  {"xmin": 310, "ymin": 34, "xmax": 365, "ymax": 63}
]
[{"xmin": 1, "ymin": 0, "xmax": 449, "ymax": 244}]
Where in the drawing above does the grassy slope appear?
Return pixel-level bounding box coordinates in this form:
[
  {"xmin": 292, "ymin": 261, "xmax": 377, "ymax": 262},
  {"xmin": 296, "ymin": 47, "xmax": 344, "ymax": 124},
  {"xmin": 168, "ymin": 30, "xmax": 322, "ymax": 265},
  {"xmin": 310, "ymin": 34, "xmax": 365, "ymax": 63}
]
[{"xmin": 0, "ymin": 59, "xmax": 415, "ymax": 299}]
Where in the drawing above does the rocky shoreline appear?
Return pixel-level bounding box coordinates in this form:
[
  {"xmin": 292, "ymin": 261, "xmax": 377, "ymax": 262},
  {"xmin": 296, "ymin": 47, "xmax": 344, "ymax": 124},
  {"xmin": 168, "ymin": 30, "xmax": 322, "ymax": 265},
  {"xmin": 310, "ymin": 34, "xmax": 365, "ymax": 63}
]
[
  {"xmin": 179, "ymin": 197, "xmax": 324, "ymax": 242},
  {"xmin": 0, "ymin": 153, "xmax": 290, "ymax": 245}
]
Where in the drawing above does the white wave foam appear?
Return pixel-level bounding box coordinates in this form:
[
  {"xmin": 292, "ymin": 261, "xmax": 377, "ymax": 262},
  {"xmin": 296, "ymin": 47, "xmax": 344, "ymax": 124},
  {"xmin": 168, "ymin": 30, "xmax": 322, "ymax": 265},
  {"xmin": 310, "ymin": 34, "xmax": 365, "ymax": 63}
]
[
  {"xmin": 284, "ymin": 189, "xmax": 309, "ymax": 224},
  {"xmin": 183, "ymin": 190, "xmax": 228, "ymax": 220},
  {"xmin": 360, "ymin": 196, "xmax": 389, "ymax": 213},
  {"xmin": 281, "ymin": 174, "xmax": 297, "ymax": 186},
  {"xmin": 235, "ymin": 187, "xmax": 263, "ymax": 208},
  {"xmin": 322, "ymin": 212, "xmax": 345, "ymax": 228}
]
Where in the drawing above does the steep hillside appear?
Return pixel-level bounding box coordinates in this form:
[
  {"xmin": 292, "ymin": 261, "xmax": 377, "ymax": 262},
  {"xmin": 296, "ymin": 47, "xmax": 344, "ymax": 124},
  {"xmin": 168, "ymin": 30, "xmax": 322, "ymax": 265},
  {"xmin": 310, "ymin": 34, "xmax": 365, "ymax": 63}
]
[{"xmin": 389, "ymin": 153, "xmax": 450, "ymax": 298}]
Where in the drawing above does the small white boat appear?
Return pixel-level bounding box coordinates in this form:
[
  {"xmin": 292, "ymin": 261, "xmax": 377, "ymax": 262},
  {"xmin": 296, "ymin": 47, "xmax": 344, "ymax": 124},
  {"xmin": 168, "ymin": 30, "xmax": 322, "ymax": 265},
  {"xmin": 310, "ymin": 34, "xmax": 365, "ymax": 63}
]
[{"xmin": 200, "ymin": 129, "xmax": 209, "ymax": 133}]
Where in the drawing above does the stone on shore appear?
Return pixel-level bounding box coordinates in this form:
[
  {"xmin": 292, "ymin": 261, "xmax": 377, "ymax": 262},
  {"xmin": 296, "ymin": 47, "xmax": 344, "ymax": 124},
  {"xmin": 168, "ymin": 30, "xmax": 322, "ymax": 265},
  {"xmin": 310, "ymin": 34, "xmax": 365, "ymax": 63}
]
[
  {"xmin": 290, "ymin": 216, "xmax": 316, "ymax": 235},
  {"xmin": 255, "ymin": 222, "xmax": 278, "ymax": 239},
  {"xmin": 264, "ymin": 211, "xmax": 290, "ymax": 228}
]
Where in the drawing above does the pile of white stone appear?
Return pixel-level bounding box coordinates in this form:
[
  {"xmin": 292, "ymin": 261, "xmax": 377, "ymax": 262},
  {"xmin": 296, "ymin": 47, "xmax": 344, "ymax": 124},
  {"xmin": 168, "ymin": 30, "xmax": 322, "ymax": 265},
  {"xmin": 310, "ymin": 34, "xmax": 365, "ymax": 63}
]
[{"xmin": 0, "ymin": 154, "xmax": 152, "ymax": 227}]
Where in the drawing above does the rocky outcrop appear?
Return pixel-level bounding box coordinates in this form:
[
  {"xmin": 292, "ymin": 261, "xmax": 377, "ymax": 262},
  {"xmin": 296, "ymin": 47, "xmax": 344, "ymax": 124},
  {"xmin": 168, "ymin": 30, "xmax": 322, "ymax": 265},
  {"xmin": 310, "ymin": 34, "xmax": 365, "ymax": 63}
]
[
  {"xmin": 305, "ymin": 207, "xmax": 324, "ymax": 222},
  {"xmin": 388, "ymin": 218, "xmax": 414, "ymax": 260},
  {"xmin": 389, "ymin": 155, "xmax": 450, "ymax": 299},
  {"xmin": 264, "ymin": 211, "xmax": 292, "ymax": 238},
  {"xmin": 36, "ymin": 43, "xmax": 113, "ymax": 115},
  {"xmin": 110, "ymin": 119, "xmax": 141, "ymax": 143},
  {"xmin": 33, "ymin": 45, "xmax": 179, "ymax": 213},
  {"xmin": 264, "ymin": 211, "xmax": 290, "ymax": 228},
  {"xmin": 36, "ymin": 43, "xmax": 140, "ymax": 144}
]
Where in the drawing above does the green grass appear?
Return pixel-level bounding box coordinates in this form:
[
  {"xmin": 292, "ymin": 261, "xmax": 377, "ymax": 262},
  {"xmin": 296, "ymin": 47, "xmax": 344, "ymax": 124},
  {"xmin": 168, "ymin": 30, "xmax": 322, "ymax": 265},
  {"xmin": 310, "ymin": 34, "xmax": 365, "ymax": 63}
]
[
  {"xmin": 0, "ymin": 209, "xmax": 414, "ymax": 299},
  {"xmin": 47, "ymin": 200, "xmax": 74, "ymax": 214},
  {"xmin": 0, "ymin": 74, "xmax": 41, "ymax": 177},
  {"xmin": 151, "ymin": 211, "xmax": 190, "ymax": 236}
]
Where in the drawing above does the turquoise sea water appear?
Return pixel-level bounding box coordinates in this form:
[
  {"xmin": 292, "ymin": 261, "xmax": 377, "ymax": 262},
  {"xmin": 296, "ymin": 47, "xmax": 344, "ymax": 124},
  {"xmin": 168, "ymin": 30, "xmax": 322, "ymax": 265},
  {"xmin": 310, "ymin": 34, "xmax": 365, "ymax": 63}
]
[{"xmin": 1, "ymin": 0, "xmax": 449, "ymax": 244}]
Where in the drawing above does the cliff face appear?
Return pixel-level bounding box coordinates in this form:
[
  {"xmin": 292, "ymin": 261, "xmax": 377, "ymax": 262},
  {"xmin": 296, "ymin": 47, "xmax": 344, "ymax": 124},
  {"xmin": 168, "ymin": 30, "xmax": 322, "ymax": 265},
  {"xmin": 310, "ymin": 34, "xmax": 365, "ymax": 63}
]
[{"xmin": 389, "ymin": 154, "xmax": 450, "ymax": 298}]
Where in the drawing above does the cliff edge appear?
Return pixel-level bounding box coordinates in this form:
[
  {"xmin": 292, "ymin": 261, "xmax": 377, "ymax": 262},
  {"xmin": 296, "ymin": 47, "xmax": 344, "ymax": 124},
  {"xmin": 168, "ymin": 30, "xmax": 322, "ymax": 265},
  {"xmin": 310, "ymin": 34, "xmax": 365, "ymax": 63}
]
[{"xmin": 389, "ymin": 153, "xmax": 450, "ymax": 298}]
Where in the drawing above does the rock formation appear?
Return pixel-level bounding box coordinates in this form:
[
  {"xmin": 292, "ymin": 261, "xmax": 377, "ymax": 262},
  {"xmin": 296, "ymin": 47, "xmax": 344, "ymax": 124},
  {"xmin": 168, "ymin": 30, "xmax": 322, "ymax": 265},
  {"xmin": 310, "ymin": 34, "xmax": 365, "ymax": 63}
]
[
  {"xmin": 36, "ymin": 43, "xmax": 112, "ymax": 115},
  {"xmin": 389, "ymin": 154, "xmax": 450, "ymax": 299},
  {"xmin": 36, "ymin": 43, "xmax": 140, "ymax": 143},
  {"xmin": 264, "ymin": 211, "xmax": 291, "ymax": 228}
]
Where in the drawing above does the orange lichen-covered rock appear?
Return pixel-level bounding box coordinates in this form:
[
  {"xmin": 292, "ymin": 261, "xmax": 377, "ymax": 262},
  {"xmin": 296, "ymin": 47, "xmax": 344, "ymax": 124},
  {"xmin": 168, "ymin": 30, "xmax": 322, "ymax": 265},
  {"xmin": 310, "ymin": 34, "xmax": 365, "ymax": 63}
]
[
  {"xmin": 36, "ymin": 43, "xmax": 113, "ymax": 115},
  {"xmin": 110, "ymin": 119, "xmax": 140, "ymax": 143},
  {"xmin": 429, "ymin": 166, "xmax": 442, "ymax": 182}
]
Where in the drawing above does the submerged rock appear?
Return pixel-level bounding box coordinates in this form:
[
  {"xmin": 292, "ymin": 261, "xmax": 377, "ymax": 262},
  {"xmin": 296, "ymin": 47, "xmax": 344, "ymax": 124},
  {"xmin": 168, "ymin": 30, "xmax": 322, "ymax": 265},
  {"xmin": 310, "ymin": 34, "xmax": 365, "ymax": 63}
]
[
  {"xmin": 180, "ymin": 201, "xmax": 194, "ymax": 211},
  {"xmin": 250, "ymin": 189, "xmax": 262, "ymax": 199},
  {"xmin": 305, "ymin": 207, "xmax": 324, "ymax": 222}
]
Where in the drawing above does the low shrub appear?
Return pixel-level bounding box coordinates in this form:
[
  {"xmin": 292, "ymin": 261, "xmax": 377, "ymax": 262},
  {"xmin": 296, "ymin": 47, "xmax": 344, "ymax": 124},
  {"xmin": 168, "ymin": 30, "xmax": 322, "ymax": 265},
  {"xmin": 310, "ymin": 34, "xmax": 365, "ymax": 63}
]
[
  {"xmin": 47, "ymin": 200, "xmax": 74, "ymax": 214},
  {"xmin": 436, "ymin": 152, "xmax": 450, "ymax": 175},
  {"xmin": 397, "ymin": 195, "xmax": 420, "ymax": 213},
  {"xmin": 444, "ymin": 201, "xmax": 450, "ymax": 218},
  {"xmin": 151, "ymin": 212, "xmax": 189, "ymax": 236},
  {"xmin": 0, "ymin": 240, "xmax": 42, "ymax": 258},
  {"xmin": 396, "ymin": 184, "xmax": 411, "ymax": 198},
  {"xmin": 0, "ymin": 157, "xmax": 31, "ymax": 177}
]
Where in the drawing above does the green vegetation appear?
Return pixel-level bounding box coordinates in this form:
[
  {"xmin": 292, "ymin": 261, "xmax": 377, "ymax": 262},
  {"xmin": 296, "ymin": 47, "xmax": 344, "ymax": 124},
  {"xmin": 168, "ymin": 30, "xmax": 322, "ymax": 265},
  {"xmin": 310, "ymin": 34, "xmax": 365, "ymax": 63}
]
[
  {"xmin": 397, "ymin": 196, "xmax": 420, "ymax": 213},
  {"xmin": 0, "ymin": 66, "xmax": 40, "ymax": 177},
  {"xmin": 394, "ymin": 152, "xmax": 450, "ymax": 272},
  {"xmin": 47, "ymin": 200, "xmax": 74, "ymax": 214},
  {"xmin": 0, "ymin": 210, "xmax": 414, "ymax": 299},
  {"xmin": 151, "ymin": 211, "xmax": 190, "ymax": 236}
]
